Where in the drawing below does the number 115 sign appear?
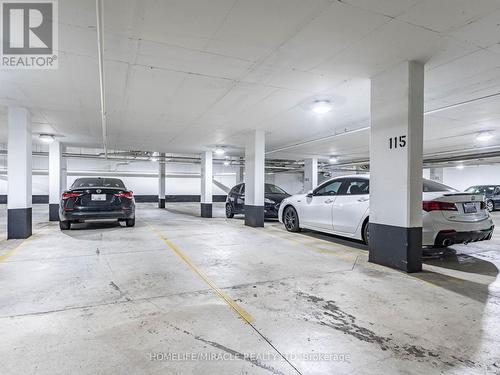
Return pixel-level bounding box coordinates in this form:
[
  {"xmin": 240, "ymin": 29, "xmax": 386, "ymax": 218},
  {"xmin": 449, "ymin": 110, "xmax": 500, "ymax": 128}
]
[{"xmin": 389, "ymin": 135, "xmax": 407, "ymax": 150}]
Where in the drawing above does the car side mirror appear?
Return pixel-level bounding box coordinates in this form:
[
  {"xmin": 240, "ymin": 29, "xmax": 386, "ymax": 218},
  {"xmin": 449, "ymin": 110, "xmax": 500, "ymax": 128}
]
[{"xmin": 306, "ymin": 190, "xmax": 314, "ymax": 198}]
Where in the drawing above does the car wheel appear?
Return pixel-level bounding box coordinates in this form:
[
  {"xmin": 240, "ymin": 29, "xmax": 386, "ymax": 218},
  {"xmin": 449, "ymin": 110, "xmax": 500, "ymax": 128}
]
[
  {"xmin": 225, "ymin": 204, "xmax": 234, "ymax": 218},
  {"xmin": 486, "ymin": 199, "xmax": 494, "ymax": 212},
  {"xmin": 363, "ymin": 221, "xmax": 370, "ymax": 245},
  {"xmin": 126, "ymin": 218, "xmax": 135, "ymax": 227},
  {"xmin": 59, "ymin": 220, "xmax": 70, "ymax": 230},
  {"xmin": 283, "ymin": 206, "xmax": 300, "ymax": 232}
]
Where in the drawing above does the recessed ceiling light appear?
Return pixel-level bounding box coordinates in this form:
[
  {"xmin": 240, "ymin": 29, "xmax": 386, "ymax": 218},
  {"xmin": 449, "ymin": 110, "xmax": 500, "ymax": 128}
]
[
  {"xmin": 476, "ymin": 131, "xmax": 494, "ymax": 142},
  {"xmin": 311, "ymin": 100, "xmax": 332, "ymax": 114},
  {"xmin": 39, "ymin": 134, "xmax": 55, "ymax": 143},
  {"xmin": 328, "ymin": 156, "xmax": 338, "ymax": 164},
  {"xmin": 215, "ymin": 147, "xmax": 225, "ymax": 155},
  {"xmin": 223, "ymin": 160, "xmax": 230, "ymax": 166},
  {"xmin": 456, "ymin": 164, "xmax": 464, "ymax": 170}
]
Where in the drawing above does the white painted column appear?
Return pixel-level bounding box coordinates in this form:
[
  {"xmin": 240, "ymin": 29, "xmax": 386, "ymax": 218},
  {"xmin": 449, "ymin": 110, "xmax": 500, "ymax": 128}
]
[
  {"xmin": 369, "ymin": 61, "xmax": 424, "ymax": 273},
  {"xmin": 7, "ymin": 107, "xmax": 32, "ymax": 239},
  {"xmin": 158, "ymin": 153, "xmax": 166, "ymax": 208},
  {"xmin": 429, "ymin": 167, "xmax": 443, "ymax": 183},
  {"xmin": 303, "ymin": 158, "xmax": 318, "ymax": 192},
  {"xmin": 244, "ymin": 129, "xmax": 265, "ymax": 227},
  {"xmin": 200, "ymin": 151, "xmax": 213, "ymax": 218},
  {"xmin": 235, "ymin": 157, "xmax": 244, "ymax": 184},
  {"xmin": 48, "ymin": 141, "xmax": 63, "ymax": 221},
  {"xmin": 60, "ymin": 147, "xmax": 67, "ymax": 193}
]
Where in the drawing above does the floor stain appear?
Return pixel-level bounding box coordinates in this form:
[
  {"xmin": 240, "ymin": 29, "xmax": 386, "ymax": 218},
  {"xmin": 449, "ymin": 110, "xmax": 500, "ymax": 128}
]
[
  {"xmin": 166, "ymin": 323, "xmax": 288, "ymax": 375},
  {"xmin": 296, "ymin": 291, "xmax": 484, "ymax": 370},
  {"xmin": 109, "ymin": 281, "xmax": 131, "ymax": 301}
]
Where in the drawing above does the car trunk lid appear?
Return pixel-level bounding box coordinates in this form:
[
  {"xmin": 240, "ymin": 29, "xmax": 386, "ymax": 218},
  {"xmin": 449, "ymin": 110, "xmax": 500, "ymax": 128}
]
[
  {"xmin": 72, "ymin": 188, "xmax": 124, "ymax": 210},
  {"xmin": 427, "ymin": 192, "xmax": 488, "ymax": 222}
]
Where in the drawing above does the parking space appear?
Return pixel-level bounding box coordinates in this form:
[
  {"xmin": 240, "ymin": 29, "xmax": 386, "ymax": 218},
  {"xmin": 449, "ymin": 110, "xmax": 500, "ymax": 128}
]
[
  {"xmin": 1, "ymin": 203, "xmax": 499, "ymax": 374},
  {"xmin": 2, "ymin": 1, "xmax": 500, "ymax": 374}
]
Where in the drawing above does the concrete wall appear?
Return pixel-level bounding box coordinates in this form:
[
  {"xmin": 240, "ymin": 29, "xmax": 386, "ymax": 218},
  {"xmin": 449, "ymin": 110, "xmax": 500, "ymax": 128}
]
[
  {"xmin": 0, "ymin": 155, "xmax": 238, "ymax": 196},
  {"xmin": 440, "ymin": 165, "xmax": 500, "ymax": 191},
  {"xmin": 1, "ymin": 150, "xmax": 499, "ymax": 197}
]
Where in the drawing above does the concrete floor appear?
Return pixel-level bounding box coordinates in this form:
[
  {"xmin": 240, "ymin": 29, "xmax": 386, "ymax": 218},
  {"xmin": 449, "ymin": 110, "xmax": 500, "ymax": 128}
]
[{"xmin": 0, "ymin": 203, "xmax": 499, "ymax": 375}]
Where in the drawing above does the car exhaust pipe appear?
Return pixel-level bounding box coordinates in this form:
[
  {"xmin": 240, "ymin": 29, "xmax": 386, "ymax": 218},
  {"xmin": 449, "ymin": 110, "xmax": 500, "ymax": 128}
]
[{"xmin": 442, "ymin": 238, "xmax": 453, "ymax": 247}]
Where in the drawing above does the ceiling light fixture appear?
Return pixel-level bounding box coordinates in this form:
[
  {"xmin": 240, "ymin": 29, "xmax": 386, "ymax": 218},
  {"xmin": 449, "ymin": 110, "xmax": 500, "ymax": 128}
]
[
  {"xmin": 215, "ymin": 147, "xmax": 226, "ymax": 155},
  {"xmin": 456, "ymin": 164, "xmax": 464, "ymax": 170},
  {"xmin": 328, "ymin": 156, "xmax": 338, "ymax": 164},
  {"xmin": 476, "ymin": 131, "xmax": 494, "ymax": 142},
  {"xmin": 39, "ymin": 134, "xmax": 55, "ymax": 143},
  {"xmin": 223, "ymin": 160, "xmax": 230, "ymax": 166},
  {"xmin": 311, "ymin": 100, "xmax": 333, "ymax": 114}
]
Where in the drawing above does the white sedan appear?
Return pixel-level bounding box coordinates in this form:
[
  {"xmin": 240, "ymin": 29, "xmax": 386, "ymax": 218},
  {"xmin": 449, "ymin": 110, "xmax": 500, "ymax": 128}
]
[{"xmin": 278, "ymin": 175, "xmax": 494, "ymax": 247}]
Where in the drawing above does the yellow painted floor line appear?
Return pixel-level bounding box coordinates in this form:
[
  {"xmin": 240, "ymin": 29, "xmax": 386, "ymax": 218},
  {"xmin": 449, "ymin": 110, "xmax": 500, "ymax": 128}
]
[
  {"xmin": 146, "ymin": 222, "xmax": 254, "ymax": 324},
  {"xmin": 266, "ymin": 225, "xmax": 364, "ymax": 254},
  {"xmin": 259, "ymin": 226, "xmax": 361, "ymax": 263},
  {"xmin": 0, "ymin": 235, "xmax": 36, "ymax": 263}
]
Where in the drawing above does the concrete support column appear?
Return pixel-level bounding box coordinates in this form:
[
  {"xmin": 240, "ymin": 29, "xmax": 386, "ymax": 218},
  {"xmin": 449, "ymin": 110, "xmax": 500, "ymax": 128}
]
[
  {"xmin": 60, "ymin": 146, "xmax": 67, "ymax": 193},
  {"xmin": 244, "ymin": 130, "xmax": 265, "ymax": 227},
  {"xmin": 303, "ymin": 158, "xmax": 318, "ymax": 192},
  {"xmin": 236, "ymin": 157, "xmax": 244, "ymax": 184},
  {"xmin": 200, "ymin": 151, "xmax": 213, "ymax": 218},
  {"xmin": 48, "ymin": 141, "xmax": 63, "ymax": 221},
  {"xmin": 158, "ymin": 153, "xmax": 165, "ymax": 208},
  {"xmin": 369, "ymin": 61, "xmax": 424, "ymax": 273},
  {"xmin": 7, "ymin": 107, "xmax": 32, "ymax": 239},
  {"xmin": 429, "ymin": 167, "xmax": 443, "ymax": 183}
]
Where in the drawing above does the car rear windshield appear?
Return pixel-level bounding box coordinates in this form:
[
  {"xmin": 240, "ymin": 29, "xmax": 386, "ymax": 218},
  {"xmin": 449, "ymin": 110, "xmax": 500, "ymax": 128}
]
[
  {"xmin": 465, "ymin": 186, "xmax": 496, "ymax": 194},
  {"xmin": 423, "ymin": 180, "xmax": 457, "ymax": 192},
  {"xmin": 71, "ymin": 178, "xmax": 126, "ymax": 189},
  {"xmin": 265, "ymin": 184, "xmax": 287, "ymax": 194}
]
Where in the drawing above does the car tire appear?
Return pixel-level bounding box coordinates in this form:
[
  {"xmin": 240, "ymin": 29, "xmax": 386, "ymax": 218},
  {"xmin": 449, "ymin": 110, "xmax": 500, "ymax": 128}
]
[
  {"xmin": 486, "ymin": 199, "xmax": 494, "ymax": 212},
  {"xmin": 126, "ymin": 218, "xmax": 135, "ymax": 227},
  {"xmin": 362, "ymin": 220, "xmax": 370, "ymax": 246},
  {"xmin": 283, "ymin": 206, "xmax": 300, "ymax": 232},
  {"xmin": 59, "ymin": 220, "xmax": 71, "ymax": 230},
  {"xmin": 225, "ymin": 204, "xmax": 234, "ymax": 218}
]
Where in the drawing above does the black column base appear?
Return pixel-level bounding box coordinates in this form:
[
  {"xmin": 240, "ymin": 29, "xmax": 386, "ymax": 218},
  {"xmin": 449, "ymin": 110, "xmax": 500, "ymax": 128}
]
[
  {"xmin": 8, "ymin": 208, "xmax": 32, "ymax": 239},
  {"xmin": 49, "ymin": 204, "xmax": 59, "ymax": 221},
  {"xmin": 368, "ymin": 223, "xmax": 422, "ymax": 273},
  {"xmin": 158, "ymin": 198, "xmax": 165, "ymax": 208},
  {"xmin": 244, "ymin": 205, "xmax": 264, "ymax": 227},
  {"xmin": 201, "ymin": 203, "xmax": 212, "ymax": 218}
]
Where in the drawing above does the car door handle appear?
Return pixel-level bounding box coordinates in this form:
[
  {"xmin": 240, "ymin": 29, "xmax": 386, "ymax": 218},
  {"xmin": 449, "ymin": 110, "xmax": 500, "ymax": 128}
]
[
  {"xmin": 325, "ymin": 199, "xmax": 334, "ymax": 204},
  {"xmin": 357, "ymin": 197, "xmax": 369, "ymax": 202}
]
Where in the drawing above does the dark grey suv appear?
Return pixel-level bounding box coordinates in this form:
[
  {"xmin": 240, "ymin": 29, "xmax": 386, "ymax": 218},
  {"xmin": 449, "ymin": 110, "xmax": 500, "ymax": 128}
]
[
  {"xmin": 465, "ymin": 185, "xmax": 500, "ymax": 212},
  {"xmin": 225, "ymin": 183, "xmax": 290, "ymax": 219}
]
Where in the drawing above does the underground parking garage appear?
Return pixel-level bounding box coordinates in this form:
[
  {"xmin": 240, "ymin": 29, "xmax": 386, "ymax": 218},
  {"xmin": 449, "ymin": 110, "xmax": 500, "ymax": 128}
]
[{"xmin": 1, "ymin": 0, "xmax": 500, "ymax": 374}]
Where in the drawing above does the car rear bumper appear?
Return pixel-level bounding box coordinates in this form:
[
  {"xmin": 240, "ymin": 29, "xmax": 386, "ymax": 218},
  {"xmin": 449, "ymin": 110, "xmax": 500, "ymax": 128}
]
[
  {"xmin": 60, "ymin": 209, "xmax": 134, "ymax": 221},
  {"xmin": 423, "ymin": 213, "xmax": 494, "ymax": 247},
  {"xmin": 434, "ymin": 226, "xmax": 494, "ymax": 246}
]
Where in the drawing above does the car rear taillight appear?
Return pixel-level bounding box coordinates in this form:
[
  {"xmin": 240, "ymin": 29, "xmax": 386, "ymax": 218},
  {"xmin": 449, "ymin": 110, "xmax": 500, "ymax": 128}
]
[
  {"xmin": 114, "ymin": 191, "xmax": 133, "ymax": 199},
  {"xmin": 62, "ymin": 192, "xmax": 82, "ymax": 199},
  {"xmin": 422, "ymin": 200, "xmax": 457, "ymax": 212}
]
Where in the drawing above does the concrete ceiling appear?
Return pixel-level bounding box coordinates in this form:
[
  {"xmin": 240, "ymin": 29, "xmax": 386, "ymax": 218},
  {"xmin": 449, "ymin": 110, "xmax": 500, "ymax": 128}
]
[{"xmin": 1, "ymin": 0, "xmax": 500, "ymax": 163}]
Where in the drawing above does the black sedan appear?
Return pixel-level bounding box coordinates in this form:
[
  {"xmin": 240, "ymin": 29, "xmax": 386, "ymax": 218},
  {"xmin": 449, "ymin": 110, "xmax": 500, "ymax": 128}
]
[
  {"xmin": 465, "ymin": 185, "xmax": 500, "ymax": 212},
  {"xmin": 225, "ymin": 183, "xmax": 290, "ymax": 219},
  {"xmin": 59, "ymin": 177, "xmax": 135, "ymax": 230}
]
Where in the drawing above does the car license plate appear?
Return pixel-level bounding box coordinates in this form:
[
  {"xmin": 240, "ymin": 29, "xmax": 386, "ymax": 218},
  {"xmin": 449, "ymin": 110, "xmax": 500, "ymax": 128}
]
[
  {"xmin": 91, "ymin": 194, "xmax": 107, "ymax": 201},
  {"xmin": 463, "ymin": 202, "xmax": 477, "ymax": 214}
]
